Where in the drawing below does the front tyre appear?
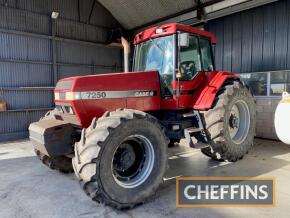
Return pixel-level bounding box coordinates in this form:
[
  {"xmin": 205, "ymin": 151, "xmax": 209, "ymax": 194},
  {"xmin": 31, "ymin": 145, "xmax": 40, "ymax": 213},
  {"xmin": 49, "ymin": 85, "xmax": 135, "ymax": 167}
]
[
  {"xmin": 72, "ymin": 109, "xmax": 168, "ymax": 209},
  {"xmin": 201, "ymin": 81, "xmax": 256, "ymax": 162}
]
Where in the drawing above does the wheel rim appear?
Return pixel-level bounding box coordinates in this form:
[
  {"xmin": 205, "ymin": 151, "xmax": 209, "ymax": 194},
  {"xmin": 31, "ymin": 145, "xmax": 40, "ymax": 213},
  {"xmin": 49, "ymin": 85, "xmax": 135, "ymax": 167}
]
[
  {"xmin": 228, "ymin": 100, "xmax": 251, "ymax": 144},
  {"xmin": 111, "ymin": 135, "xmax": 155, "ymax": 189}
]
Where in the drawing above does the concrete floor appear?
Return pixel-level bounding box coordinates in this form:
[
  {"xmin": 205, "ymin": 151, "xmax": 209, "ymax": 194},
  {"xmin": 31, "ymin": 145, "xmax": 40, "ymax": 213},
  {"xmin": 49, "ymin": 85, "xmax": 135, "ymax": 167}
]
[{"xmin": 0, "ymin": 139, "xmax": 290, "ymax": 218}]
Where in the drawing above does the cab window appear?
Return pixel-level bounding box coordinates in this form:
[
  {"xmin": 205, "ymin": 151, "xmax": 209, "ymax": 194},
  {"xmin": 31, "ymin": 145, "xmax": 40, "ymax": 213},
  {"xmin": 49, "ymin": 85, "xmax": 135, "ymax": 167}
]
[
  {"xmin": 134, "ymin": 35, "xmax": 175, "ymax": 97},
  {"xmin": 199, "ymin": 38, "xmax": 214, "ymax": 71},
  {"xmin": 179, "ymin": 35, "xmax": 202, "ymax": 80}
]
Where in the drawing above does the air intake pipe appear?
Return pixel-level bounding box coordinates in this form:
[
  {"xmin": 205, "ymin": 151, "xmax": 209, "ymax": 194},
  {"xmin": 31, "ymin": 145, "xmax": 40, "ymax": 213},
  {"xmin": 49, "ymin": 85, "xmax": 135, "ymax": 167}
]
[{"xmin": 121, "ymin": 37, "xmax": 130, "ymax": 72}]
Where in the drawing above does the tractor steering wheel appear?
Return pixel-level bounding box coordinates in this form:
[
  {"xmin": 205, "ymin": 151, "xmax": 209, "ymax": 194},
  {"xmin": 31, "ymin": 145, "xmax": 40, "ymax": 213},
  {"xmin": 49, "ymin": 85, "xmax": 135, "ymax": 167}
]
[{"xmin": 180, "ymin": 61, "xmax": 196, "ymax": 80}]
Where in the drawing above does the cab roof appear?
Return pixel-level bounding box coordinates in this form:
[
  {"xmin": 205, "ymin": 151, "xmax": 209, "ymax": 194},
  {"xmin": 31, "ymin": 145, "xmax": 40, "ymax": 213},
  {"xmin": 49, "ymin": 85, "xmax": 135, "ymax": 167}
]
[{"xmin": 134, "ymin": 23, "xmax": 217, "ymax": 45}]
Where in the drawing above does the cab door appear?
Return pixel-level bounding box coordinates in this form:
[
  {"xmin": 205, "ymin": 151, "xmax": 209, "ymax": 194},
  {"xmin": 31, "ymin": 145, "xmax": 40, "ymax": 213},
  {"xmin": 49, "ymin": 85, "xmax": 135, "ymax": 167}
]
[{"xmin": 176, "ymin": 33, "xmax": 215, "ymax": 108}]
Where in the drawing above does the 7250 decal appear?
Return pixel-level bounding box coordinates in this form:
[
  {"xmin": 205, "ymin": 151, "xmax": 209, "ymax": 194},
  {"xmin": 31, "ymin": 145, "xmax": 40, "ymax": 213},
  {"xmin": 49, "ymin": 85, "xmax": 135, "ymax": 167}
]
[{"xmin": 86, "ymin": 92, "xmax": 107, "ymax": 99}]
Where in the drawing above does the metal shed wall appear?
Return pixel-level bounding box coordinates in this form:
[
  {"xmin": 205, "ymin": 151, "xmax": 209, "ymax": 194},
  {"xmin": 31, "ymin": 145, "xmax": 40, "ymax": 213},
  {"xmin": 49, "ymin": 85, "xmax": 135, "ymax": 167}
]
[
  {"xmin": 0, "ymin": 1, "xmax": 122, "ymax": 141},
  {"xmin": 205, "ymin": 0, "xmax": 290, "ymax": 73},
  {"xmin": 205, "ymin": 0, "xmax": 290, "ymax": 140}
]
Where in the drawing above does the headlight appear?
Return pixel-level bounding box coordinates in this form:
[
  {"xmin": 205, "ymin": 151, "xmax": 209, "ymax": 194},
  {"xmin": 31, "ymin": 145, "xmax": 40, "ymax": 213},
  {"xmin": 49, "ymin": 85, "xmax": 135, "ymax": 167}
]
[
  {"xmin": 54, "ymin": 92, "xmax": 81, "ymax": 100},
  {"xmin": 66, "ymin": 92, "xmax": 74, "ymax": 100},
  {"xmin": 54, "ymin": 92, "xmax": 60, "ymax": 100}
]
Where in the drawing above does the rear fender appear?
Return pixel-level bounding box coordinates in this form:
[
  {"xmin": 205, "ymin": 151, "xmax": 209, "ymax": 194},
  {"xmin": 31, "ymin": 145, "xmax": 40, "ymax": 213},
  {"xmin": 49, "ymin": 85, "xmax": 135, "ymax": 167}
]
[{"xmin": 193, "ymin": 71, "xmax": 240, "ymax": 110}]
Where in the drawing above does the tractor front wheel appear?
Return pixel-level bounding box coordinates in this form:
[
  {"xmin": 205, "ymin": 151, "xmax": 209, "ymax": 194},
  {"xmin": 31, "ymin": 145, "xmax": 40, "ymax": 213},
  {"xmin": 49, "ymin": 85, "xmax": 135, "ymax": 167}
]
[
  {"xmin": 72, "ymin": 109, "xmax": 168, "ymax": 209},
  {"xmin": 201, "ymin": 81, "xmax": 256, "ymax": 162}
]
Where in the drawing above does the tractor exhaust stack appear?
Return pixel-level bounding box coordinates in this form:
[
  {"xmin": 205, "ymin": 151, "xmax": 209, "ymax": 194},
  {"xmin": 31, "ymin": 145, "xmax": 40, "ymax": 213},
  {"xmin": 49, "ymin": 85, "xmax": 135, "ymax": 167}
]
[{"xmin": 121, "ymin": 37, "xmax": 130, "ymax": 72}]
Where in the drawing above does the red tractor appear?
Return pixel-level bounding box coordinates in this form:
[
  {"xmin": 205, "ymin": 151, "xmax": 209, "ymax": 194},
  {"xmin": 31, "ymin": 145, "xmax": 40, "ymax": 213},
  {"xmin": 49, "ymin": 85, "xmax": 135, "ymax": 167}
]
[{"xmin": 29, "ymin": 23, "xmax": 256, "ymax": 209}]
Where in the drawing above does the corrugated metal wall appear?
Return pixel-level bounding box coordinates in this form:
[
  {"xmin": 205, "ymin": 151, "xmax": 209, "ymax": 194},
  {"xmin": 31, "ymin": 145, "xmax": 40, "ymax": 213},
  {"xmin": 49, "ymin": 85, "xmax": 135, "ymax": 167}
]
[
  {"xmin": 0, "ymin": 0, "xmax": 122, "ymax": 141},
  {"xmin": 204, "ymin": 0, "xmax": 290, "ymax": 140},
  {"xmin": 205, "ymin": 0, "xmax": 290, "ymax": 73}
]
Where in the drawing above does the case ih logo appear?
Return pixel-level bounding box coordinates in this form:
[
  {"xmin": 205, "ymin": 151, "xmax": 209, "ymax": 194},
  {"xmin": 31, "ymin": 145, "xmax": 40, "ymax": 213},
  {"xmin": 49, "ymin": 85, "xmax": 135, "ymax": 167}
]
[
  {"xmin": 134, "ymin": 91, "xmax": 155, "ymax": 97},
  {"xmin": 176, "ymin": 177, "xmax": 275, "ymax": 207}
]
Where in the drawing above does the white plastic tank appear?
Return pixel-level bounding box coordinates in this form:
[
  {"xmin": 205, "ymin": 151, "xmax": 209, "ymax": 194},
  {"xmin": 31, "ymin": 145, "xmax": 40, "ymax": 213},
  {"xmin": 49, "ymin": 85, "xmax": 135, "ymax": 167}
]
[{"xmin": 274, "ymin": 92, "xmax": 290, "ymax": 144}]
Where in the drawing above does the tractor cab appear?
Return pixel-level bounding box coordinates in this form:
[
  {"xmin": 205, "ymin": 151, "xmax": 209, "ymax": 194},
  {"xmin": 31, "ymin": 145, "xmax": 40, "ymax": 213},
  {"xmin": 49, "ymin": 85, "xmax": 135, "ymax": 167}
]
[{"xmin": 133, "ymin": 23, "xmax": 216, "ymax": 98}]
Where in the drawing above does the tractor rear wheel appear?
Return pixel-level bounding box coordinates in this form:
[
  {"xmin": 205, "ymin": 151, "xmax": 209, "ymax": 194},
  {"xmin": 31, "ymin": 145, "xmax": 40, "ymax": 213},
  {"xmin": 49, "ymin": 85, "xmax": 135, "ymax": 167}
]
[
  {"xmin": 34, "ymin": 109, "xmax": 73, "ymax": 173},
  {"xmin": 72, "ymin": 109, "xmax": 168, "ymax": 209},
  {"xmin": 201, "ymin": 81, "xmax": 256, "ymax": 162}
]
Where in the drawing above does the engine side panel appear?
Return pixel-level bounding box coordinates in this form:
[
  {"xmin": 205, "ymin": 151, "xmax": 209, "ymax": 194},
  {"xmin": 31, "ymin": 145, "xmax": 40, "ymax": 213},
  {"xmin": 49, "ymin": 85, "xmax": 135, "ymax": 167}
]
[{"xmin": 55, "ymin": 71, "xmax": 161, "ymax": 127}]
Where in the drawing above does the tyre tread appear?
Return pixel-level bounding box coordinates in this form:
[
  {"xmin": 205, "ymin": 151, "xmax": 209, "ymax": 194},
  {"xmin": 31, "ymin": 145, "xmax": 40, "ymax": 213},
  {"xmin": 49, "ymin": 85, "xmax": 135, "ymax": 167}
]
[
  {"xmin": 201, "ymin": 80, "xmax": 255, "ymax": 162},
  {"xmin": 72, "ymin": 109, "xmax": 167, "ymax": 209}
]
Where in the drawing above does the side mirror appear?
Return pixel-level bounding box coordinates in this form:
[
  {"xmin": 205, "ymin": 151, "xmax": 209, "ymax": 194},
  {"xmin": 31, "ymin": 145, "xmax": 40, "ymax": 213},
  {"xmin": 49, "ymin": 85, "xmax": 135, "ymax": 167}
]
[{"xmin": 179, "ymin": 33, "xmax": 189, "ymax": 47}]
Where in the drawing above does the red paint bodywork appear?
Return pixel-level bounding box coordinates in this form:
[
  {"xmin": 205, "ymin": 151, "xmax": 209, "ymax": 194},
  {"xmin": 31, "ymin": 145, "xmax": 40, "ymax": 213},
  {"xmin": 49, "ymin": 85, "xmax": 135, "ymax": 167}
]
[
  {"xmin": 55, "ymin": 71, "xmax": 161, "ymax": 127},
  {"xmin": 177, "ymin": 71, "xmax": 239, "ymax": 109},
  {"xmin": 134, "ymin": 23, "xmax": 217, "ymax": 44},
  {"xmin": 54, "ymin": 23, "xmax": 239, "ymax": 128},
  {"xmin": 55, "ymin": 71, "xmax": 239, "ymax": 127}
]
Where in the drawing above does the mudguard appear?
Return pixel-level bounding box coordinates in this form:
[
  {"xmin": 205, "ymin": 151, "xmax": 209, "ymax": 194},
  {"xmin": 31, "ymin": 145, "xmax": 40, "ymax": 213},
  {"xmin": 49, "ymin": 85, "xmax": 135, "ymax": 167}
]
[{"xmin": 193, "ymin": 71, "xmax": 240, "ymax": 110}]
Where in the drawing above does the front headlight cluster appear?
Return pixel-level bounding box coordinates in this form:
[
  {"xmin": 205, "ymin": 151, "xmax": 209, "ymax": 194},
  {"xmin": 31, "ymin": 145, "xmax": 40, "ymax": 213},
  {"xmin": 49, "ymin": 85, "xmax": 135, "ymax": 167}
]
[{"xmin": 54, "ymin": 92, "xmax": 81, "ymax": 100}]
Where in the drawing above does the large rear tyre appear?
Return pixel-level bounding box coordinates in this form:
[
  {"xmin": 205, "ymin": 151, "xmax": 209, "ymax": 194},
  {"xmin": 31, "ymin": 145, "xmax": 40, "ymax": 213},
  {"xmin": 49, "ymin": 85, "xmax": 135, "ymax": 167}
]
[
  {"xmin": 201, "ymin": 81, "xmax": 256, "ymax": 162},
  {"xmin": 34, "ymin": 109, "xmax": 73, "ymax": 173},
  {"xmin": 72, "ymin": 109, "xmax": 168, "ymax": 209}
]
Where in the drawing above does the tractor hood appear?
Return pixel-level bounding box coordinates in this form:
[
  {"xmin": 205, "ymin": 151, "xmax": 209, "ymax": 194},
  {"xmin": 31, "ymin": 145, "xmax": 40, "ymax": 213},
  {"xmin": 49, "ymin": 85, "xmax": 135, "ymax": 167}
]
[
  {"xmin": 55, "ymin": 71, "xmax": 158, "ymax": 92},
  {"xmin": 54, "ymin": 71, "xmax": 161, "ymax": 127}
]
